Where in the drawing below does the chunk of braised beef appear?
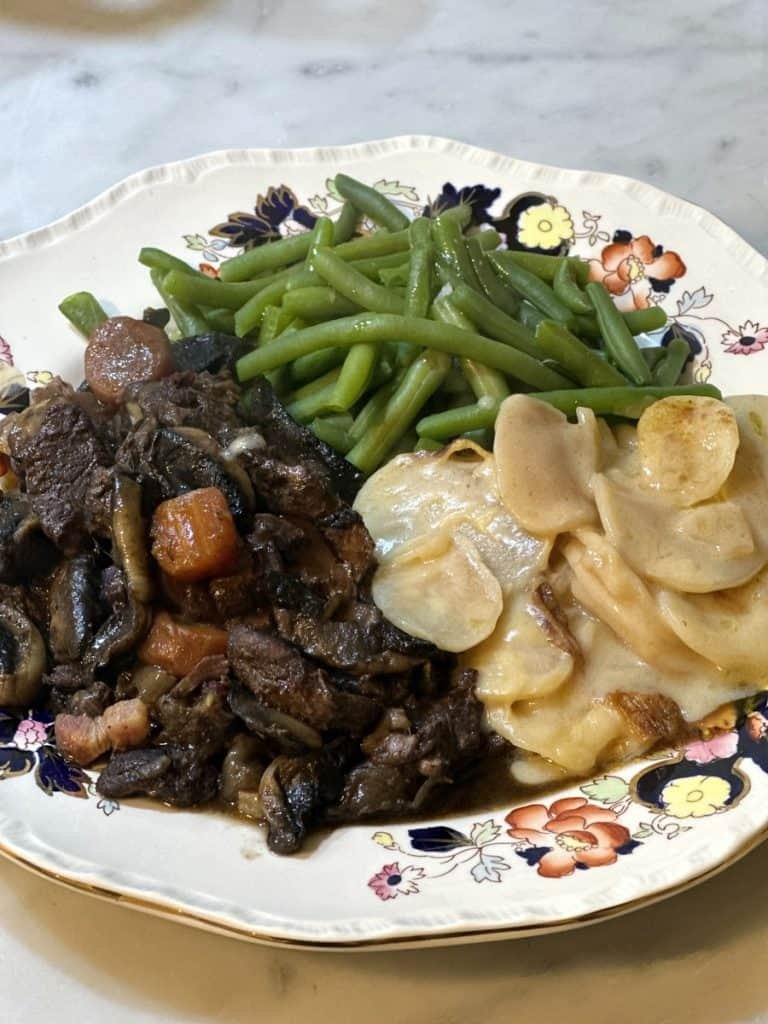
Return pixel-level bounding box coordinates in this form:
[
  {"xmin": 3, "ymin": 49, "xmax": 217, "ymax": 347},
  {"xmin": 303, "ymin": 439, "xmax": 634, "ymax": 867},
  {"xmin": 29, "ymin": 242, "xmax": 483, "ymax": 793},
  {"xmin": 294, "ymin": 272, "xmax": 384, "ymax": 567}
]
[
  {"xmin": 117, "ymin": 426, "xmax": 250, "ymax": 527},
  {"xmin": 238, "ymin": 377, "xmax": 363, "ymax": 505},
  {"xmin": 0, "ymin": 495, "xmax": 58, "ymax": 583},
  {"xmin": 273, "ymin": 602, "xmax": 436, "ymax": 676},
  {"xmin": 263, "ymin": 572, "xmax": 325, "ymax": 617},
  {"xmin": 208, "ymin": 565, "xmax": 264, "ymax": 620},
  {"xmin": 171, "ymin": 334, "xmax": 248, "ymax": 375},
  {"xmin": 43, "ymin": 662, "xmax": 94, "ymax": 693},
  {"xmin": 228, "ymin": 683, "xmax": 323, "ymax": 756},
  {"xmin": 259, "ymin": 737, "xmax": 358, "ymax": 855},
  {"xmin": 122, "ymin": 371, "xmax": 241, "ymax": 439},
  {"xmin": 244, "ymin": 454, "xmax": 339, "ymax": 519},
  {"xmin": 328, "ymin": 762, "xmax": 423, "ymax": 822},
  {"xmin": 153, "ymin": 685, "xmax": 234, "ymax": 759},
  {"xmin": 97, "ymin": 745, "xmax": 220, "ymax": 806},
  {"xmin": 228, "ymin": 625, "xmax": 380, "ymax": 736},
  {"xmin": 316, "ymin": 508, "xmax": 375, "ymax": 584},
  {"xmin": 11, "ymin": 402, "xmax": 112, "ymax": 553}
]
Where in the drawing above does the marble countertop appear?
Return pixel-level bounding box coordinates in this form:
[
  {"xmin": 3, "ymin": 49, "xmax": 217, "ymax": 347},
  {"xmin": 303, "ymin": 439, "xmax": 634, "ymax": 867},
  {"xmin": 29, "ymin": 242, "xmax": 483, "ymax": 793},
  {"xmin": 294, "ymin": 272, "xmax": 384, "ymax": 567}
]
[{"xmin": 1, "ymin": 1, "xmax": 767, "ymax": 1021}]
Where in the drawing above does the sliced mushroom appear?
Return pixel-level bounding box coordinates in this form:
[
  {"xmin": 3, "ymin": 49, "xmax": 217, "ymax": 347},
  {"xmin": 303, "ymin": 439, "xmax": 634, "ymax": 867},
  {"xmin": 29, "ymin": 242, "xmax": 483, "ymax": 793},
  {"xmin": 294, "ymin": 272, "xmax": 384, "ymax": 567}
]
[
  {"xmin": 0, "ymin": 598, "xmax": 47, "ymax": 706},
  {"xmin": 228, "ymin": 682, "xmax": 323, "ymax": 754},
  {"xmin": 0, "ymin": 495, "xmax": 58, "ymax": 583},
  {"xmin": 219, "ymin": 733, "xmax": 266, "ymax": 806},
  {"xmin": 112, "ymin": 475, "xmax": 153, "ymax": 603},
  {"xmin": 48, "ymin": 554, "xmax": 100, "ymax": 664},
  {"xmin": 85, "ymin": 595, "xmax": 151, "ymax": 670}
]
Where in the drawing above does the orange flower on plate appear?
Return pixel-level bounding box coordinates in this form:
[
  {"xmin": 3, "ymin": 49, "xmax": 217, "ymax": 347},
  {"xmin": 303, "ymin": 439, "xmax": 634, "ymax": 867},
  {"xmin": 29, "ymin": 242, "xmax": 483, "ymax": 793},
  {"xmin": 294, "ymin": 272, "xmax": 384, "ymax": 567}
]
[
  {"xmin": 588, "ymin": 234, "xmax": 686, "ymax": 312},
  {"xmin": 505, "ymin": 797, "xmax": 631, "ymax": 878}
]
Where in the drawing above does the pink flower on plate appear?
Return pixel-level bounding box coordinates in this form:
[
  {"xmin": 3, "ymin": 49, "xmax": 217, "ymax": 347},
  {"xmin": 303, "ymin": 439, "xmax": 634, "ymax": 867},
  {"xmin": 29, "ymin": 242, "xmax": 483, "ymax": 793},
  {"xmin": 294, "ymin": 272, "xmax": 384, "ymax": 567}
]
[
  {"xmin": 12, "ymin": 718, "xmax": 49, "ymax": 752},
  {"xmin": 506, "ymin": 797, "xmax": 631, "ymax": 878},
  {"xmin": 746, "ymin": 712, "xmax": 768, "ymax": 742},
  {"xmin": 684, "ymin": 731, "xmax": 739, "ymax": 764},
  {"xmin": 0, "ymin": 336, "xmax": 13, "ymax": 366},
  {"xmin": 721, "ymin": 321, "xmax": 768, "ymax": 355},
  {"xmin": 368, "ymin": 862, "xmax": 425, "ymax": 901}
]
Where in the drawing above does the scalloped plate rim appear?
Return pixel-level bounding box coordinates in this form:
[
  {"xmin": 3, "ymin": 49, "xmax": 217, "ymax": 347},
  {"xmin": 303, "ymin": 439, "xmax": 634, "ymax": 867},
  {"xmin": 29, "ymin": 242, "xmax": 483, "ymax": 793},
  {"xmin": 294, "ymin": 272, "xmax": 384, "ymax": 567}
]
[{"xmin": 1, "ymin": 136, "xmax": 768, "ymax": 950}]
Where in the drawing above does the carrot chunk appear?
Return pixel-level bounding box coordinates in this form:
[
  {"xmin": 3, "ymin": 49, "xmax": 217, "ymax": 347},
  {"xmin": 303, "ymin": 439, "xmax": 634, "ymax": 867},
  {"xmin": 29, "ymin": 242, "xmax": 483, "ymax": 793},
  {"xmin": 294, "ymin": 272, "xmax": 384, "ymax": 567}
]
[
  {"xmin": 138, "ymin": 611, "xmax": 228, "ymax": 677},
  {"xmin": 151, "ymin": 487, "xmax": 239, "ymax": 582}
]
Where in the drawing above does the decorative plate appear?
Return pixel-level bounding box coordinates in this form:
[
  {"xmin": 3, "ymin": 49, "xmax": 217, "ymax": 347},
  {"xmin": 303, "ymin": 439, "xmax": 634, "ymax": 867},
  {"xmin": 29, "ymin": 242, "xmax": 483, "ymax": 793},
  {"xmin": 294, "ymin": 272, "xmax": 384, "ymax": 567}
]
[{"xmin": 0, "ymin": 136, "xmax": 767, "ymax": 950}]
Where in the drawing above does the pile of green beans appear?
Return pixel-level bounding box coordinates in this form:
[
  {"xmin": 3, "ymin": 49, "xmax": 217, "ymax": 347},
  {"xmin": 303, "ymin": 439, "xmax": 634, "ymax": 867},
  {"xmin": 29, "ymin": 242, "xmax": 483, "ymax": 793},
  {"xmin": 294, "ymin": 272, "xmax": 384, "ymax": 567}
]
[{"xmin": 61, "ymin": 173, "xmax": 711, "ymax": 475}]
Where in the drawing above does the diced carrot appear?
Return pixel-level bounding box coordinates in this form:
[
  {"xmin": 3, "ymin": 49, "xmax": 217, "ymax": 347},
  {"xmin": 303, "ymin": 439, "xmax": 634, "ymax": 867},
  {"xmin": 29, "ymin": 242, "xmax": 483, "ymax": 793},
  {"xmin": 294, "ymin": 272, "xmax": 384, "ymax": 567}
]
[
  {"xmin": 151, "ymin": 486, "xmax": 240, "ymax": 583},
  {"xmin": 138, "ymin": 611, "xmax": 228, "ymax": 677}
]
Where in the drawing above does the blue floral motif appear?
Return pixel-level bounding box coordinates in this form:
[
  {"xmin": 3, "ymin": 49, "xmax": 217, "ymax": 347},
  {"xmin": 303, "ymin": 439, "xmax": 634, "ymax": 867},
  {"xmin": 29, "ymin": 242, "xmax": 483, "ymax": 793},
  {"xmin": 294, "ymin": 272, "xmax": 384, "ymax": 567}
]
[
  {"xmin": 423, "ymin": 182, "xmax": 501, "ymax": 226},
  {"xmin": 210, "ymin": 185, "xmax": 317, "ymax": 249},
  {"xmin": 408, "ymin": 825, "xmax": 473, "ymax": 852},
  {"xmin": 0, "ymin": 707, "xmax": 88, "ymax": 798}
]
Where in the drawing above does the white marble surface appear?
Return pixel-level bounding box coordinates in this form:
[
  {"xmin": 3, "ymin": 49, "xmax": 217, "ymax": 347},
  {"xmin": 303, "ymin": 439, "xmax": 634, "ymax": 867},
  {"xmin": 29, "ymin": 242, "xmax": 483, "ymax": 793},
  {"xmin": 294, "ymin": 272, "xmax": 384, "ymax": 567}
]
[{"xmin": 1, "ymin": 2, "xmax": 768, "ymax": 1022}]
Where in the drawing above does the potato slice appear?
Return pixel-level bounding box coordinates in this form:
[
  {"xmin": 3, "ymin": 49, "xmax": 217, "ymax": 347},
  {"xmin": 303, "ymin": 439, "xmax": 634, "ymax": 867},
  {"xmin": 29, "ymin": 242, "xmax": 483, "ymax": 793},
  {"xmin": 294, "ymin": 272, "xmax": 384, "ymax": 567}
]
[
  {"xmin": 657, "ymin": 568, "xmax": 768, "ymax": 679},
  {"xmin": 723, "ymin": 395, "xmax": 768, "ymax": 552},
  {"xmin": 371, "ymin": 531, "xmax": 502, "ymax": 652},
  {"xmin": 354, "ymin": 439, "xmax": 550, "ymax": 592},
  {"xmin": 593, "ymin": 473, "xmax": 763, "ymax": 593},
  {"xmin": 466, "ymin": 591, "xmax": 575, "ymax": 703},
  {"xmin": 637, "ymin": 395, "xmax": 739, "ymax": 507},
  {"xmin": 562, "ymin": 530, "xmax": 716, "ymax": 676},
  {"xmin": 495, "ymin": 395, "xmax": 599, "ymax": 537}
]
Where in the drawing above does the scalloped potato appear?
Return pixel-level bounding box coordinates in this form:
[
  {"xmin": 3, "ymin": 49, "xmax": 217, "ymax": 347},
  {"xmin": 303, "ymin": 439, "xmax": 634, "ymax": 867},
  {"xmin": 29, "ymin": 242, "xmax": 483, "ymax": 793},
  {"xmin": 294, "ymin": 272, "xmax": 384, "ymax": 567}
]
[{"xmin": 356, "ymin": 393, "xmax": 768, "ymax": 783}]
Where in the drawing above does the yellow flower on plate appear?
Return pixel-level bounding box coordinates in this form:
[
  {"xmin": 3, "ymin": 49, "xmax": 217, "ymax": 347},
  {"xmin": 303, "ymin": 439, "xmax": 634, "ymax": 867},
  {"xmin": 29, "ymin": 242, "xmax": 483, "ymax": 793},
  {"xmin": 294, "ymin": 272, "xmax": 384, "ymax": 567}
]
[
  {"xmin": 517, "ymin": 202, "xmax": 575, "ymax": 250},
  {"xmin": 372, "ymin": 831, "xmax": 398, "ymax": 850},
  {"xmin": 660, "ymin": 774, "xmax": 731, "ymax": 819}
]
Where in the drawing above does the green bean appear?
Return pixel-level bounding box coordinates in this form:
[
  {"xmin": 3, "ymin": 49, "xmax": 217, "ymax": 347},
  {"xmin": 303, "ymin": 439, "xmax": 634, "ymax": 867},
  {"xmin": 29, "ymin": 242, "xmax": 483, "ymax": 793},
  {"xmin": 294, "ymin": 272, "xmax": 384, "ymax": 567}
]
[
  {"xmin": 434, "ymin": 202, "xmax": 472, "ymax": 229},
  {"xmin": 430, "ymin": 296, "xmax": 509, "ymax": 402},
  {"xmin": 585, "ymin": 282, "xmax": 651, "ymax": 385},
  {"xmin": 238, "ymin": 313, "xmax": 572, "ymax": 391},
  {"xmin": 330, "ymin": 343, "xmax": 379, "ymax": 412},
  {"xmin": 641, "ymin": 346, "xmax": 666, "ymax": 370},
  {"xmin": 416, "ymin": 397, "xmax": 500, "ymax": 440},
  {"xmin": 283, "ymin": 270, "xmax": 323, "ymax": 293},
  {"xmin": 219, "ymin": 233, "xmax": 312, "ymax": 283},
  {"xmin": 571, "ymin": 314, "xmax": 601, "ymax": 342},
  {"xmin": 388, "ymin": 428, "xmax": 419, "ymax": 458},
  {"xmin": 530, "ymin": 384, "xmax": 721, "ymax": 420},
  {"xmin": 461, "ymin": 428, "xmax": 493, "ymax": 448},
  {"xmin": 489, "ymin": 254, "xmax": 574, "ymax": 324},
  {"xmin": 652, "ymin": 338, "xmax": 690, "ymax": 386},
  {"xmin": 349, "ymin": 251, "xmax": 413, "ymax": 279},
  {"xmin": 623, "ymin": 306, "xmax": 668, "ymax": 334},
  {"xmin": 333, "ymin": 229, "xmax": 412, "ymax": 262},
  {"xmin": 554, "ymin": 259, "xmax": 593, "ymax": 314},
  {"xmin": 58, "ymin": 291, "xmax": 108, "ymax": 338},
  {"xmin": 163, "ymin": 269, "xmax": 275, "ymax": 311},
  {"xmin": 405, "ymin": 218, "xmax": 434, "ymax": 319},
  {"xmin": 283, "ymin": 286, "xmax": 361, "ymax": 322},
  {"xmin": 475, "ymin": 229, "xmax": 502, "ymax": 251},
  {"xmin": 259, "ymin": 305, "xmax": 292, "ymax": 347},
  {"xmin": 415, "ymin": 437, "xmax": 443, "ymax": 452},
  {"xmin": 447, "ymin": 279, "xmax": 541, "ymax": 358},
  {"xmin": 467, "ymin": 236, "xmax": 520, "ymax": 318},
  {"xmin": 535, "ymin": 321, "xmax": 627, "ymax": 388},
  {"xmin": 234, "ymin": 270, "xmax": 306, "ymax": 337},
  {"xmin": 347, "ymin": 350, "xmax": 452, "ymax": 474},
  {"xmin": 433, "ymin": 215, "xmax": 480, "ymax": 289},
  {"xmin": 285, "ymin": 368, "xmax": 342, "ymax": 423},
  {"xmin": 334, "ymin": 173, "xmax": 410, "ymax": 232},
  {"xmin": 494, "ymin": 251, "xmax": 590, "ymax": 285},
  {"xmin": 150, "ymin": 269, "xmax": 209, "ymax": 337},
  {"xmin": 332, "ymin": 201, "xmax": 360, "ymax": 245},
  {"xmin": 138, "ymin": 247, "xmax": 210, "ymax": 280},
  {"xmin": 310, "ymin": 414, "xmax": 354, "ymax": 453},
  {"xmin": 349, "ymin": 376, "xmax": 402, "ymax": 442},
  {"xmin": 201, "ymin": 307, "xmax": 236, "ymax": 333},
  {"xmin": 518, "ymin": 300, "xmax": 547, "ymax": 332},
  {"xmin": 312, "ymin": 247, "xmax": 404, "ymax": 314},
  {"xmin": 305, "ymin": 216, "xmax": 335, "ymax": 273},
  {"xmin": 379, "ymin": 264, "xmax": 411, "ymax": 288},
  {"xmin": 289, "ymin": 345, "xmax": 346, "ymax": 386}
]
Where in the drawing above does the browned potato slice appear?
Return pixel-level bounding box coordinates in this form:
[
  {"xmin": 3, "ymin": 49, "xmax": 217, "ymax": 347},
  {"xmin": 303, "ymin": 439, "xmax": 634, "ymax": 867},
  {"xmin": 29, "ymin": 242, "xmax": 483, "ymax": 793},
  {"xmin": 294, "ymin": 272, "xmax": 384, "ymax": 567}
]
[
  {"xmin": 494, "ymin": 395, "xmax": 599, "ymax": 537},
  {"xmin": 636, "ymin": 396, "xmax": 739, "ymax": 507}
]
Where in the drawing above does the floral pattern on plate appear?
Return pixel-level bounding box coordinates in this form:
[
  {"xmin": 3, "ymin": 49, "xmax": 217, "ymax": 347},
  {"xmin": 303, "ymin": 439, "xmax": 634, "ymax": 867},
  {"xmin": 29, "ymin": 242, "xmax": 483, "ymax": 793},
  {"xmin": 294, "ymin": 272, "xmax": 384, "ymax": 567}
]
[
  {"xmin": 185, "ymin": 178, "xmax": 767, "ymax": 389},
  {"xmin": 366, "ymin": 694, "xmax": 768, "ymax": 898}
]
